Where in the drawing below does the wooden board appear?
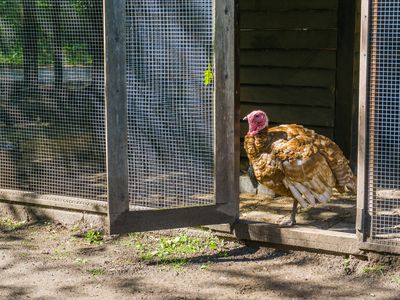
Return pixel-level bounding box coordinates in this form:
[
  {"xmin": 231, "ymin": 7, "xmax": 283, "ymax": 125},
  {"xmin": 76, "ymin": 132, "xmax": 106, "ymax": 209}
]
[
  {"xmin": 240, "ymin": 122, "xmax": 334, "ymax": 138},
  {"xmin": 240, "ymin": 30, "xmax": 337, "ymax": 49},
  {"xmin": 240, "ymin": 85, "xmax": 335, "ymax": 108},
  {"xmin": 240, "ymin": 103, "xmax": 334, "ymax": 127},
  {"xmin": 240, "ymin": 0, "xmax": 338, "ymax": 10},
  {"xmin": 241, "ymin": 67, "xmax": 336, "ymax": 88},
  {"xmin": 241, "ymin": 10, "xmax": 337, "ymax": 29},
  {"xmin": 240, "ymin": 49, "xmax": 336, "ymax": 69}
]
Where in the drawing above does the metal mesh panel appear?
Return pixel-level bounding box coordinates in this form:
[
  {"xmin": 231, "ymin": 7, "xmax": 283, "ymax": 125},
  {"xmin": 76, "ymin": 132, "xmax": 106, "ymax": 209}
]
[
  {"xmin": 126, "ymin": 0, "xmax": 215, "ymax": 209},
  {"xmin": 0, "ymin": 1, "xmax": 106, "ymax": 201},
  {"xmin": 368, "ymin": 0, "xmax": 400, "ymax": 246}
]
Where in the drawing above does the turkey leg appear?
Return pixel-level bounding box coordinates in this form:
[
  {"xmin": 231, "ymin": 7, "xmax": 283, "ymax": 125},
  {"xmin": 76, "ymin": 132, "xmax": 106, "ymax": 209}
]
[{"xmin": 279, "ymin": 199, "xmax": 298, "ymax": 227}]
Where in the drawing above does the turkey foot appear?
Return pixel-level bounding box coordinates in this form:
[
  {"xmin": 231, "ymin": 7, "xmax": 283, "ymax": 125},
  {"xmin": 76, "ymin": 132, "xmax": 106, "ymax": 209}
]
[{"xmin": 279, "ymin": 200, "xmax": 298, "ymax": 227}]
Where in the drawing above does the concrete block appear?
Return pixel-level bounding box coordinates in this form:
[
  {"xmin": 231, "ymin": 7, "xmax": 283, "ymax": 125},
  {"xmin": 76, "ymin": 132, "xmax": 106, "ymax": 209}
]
[
  {"xmin": 257, "ymin": 184, "xmax": 275, "ymax": 198},
  {"xmin": 239, "ymin": 175, "xmax": 257, "ymax": 194}
]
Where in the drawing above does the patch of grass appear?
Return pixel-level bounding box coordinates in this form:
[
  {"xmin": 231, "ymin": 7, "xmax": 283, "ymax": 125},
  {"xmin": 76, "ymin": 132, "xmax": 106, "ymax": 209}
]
[
  {"xmin": 85, "ymin": 230, "xmax": 103, "ymax": 245},
  {"xmin": 75, "ymin": 258, "xmax": 88, "ymax": 265},
  {"xmin": 126, "ymin": 234, "xmax": 225, "ymax": 267},
  {"xmin": 17, "ymin": 252, "xmax": 29, "ymax": 258},
  {"xmin": 87, "ymin": 268, "xmax": 105, "ymax": 276},
  {"xmin": 391, "ymin": 275, "xmax": 400, "ymax": 285},
  {"xmin": 52, "ymin": 248, "xmax": 70, "ymax": 260},
  {"xmin": 0, "ymin": 218, "xmax": 26, "ymax": 231},
  {"xmin": 362, "ymin": 264, "xmax": 385, "ymax": 275},
  {"xmin": 343, "ymin": 257, "xmax": 351, "ymax": 274}
]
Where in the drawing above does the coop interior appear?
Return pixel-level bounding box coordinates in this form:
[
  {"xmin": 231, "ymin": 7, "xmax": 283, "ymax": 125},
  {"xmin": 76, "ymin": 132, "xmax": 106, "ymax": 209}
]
[
  {"xmin": 0, "ymin": 0, "xmax": 399, "ymax": 251},
  {"xmin": 238, "ymin": 0, "xmax": 359, "ymax": 236}
]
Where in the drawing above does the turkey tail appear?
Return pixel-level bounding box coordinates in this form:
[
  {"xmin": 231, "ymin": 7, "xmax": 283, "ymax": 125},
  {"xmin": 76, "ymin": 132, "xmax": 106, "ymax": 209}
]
[{"xmin": 316, "ymin": 135, "xmax": 357, "ymax": 194}]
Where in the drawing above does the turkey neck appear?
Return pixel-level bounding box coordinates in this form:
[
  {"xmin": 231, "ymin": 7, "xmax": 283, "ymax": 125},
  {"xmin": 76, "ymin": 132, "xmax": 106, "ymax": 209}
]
[{"xmin": 244, "ymin": 128, "xmax": 270, "ymax": 162}]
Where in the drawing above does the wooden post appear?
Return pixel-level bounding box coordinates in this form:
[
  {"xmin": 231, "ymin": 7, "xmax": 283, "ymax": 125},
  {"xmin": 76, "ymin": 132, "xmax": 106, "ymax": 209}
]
[
  {"xmin": 103, "ymin": 0, "xmax": 129, "ymax": 234},
  {"xmin": 214, "ymin": 0, "xmax": 240, "ymax": 219},
  {"xmin": 334, "ymin": 0, "xmax": 356, "ymax": 159},
  {"xmin": 356, "ymin": 0, "xmax": 370, "ymax": 242}
]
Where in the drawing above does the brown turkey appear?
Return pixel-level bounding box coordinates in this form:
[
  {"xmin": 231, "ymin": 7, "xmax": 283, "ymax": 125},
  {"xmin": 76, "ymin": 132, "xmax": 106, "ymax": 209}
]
[{"xmin": 243, "ymin": 110, "xmax": 357, "ymax": 227}]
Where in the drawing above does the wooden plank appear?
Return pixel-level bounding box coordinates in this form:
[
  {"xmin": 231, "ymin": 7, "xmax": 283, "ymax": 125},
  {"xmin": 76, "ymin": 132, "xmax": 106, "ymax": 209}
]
[
  {"xmin": 240, "ymin": 10, "xmax": 337, "ymax": 30},
  {"xmin": 241, "ymin": 67, "xmax": 336, "ymax": 88},
  {"xmin": 240, "ymin": 49, "xmax": 337, "ymax": 69},
  {"xmin": 112, "ymin": 205, "xmax": 237, "ymax": 234},
  {"xmin": 0, "ymin": 189, "xmax": 108, "ymax": 214},
  {"xmin": 240, "ymin": 30, "xmax": 337, "ymax": 49},
  {"xmin": 230, "ymin": 221, "xmax": 361, "ymax": 256},
  {"xmin": 360, "ymin": 242, "xmax": 400, "ymax": 255},
  {"xmin": 103, "ymin": 0, "xmax": 129, "ymax": 234},
  {"xmin": 333, "ymin": 0, "xmax": 356, "ymax": 159},
  {"xmin": 240, "ymin": 85, "xmax": 335, "ymax": 108},
  {"xmin": 240, "ymin": 0, "xmax": 338, "ymax": 10},
  {"xmin": 214, "ymin": 0, "xmax": 240, "ymax": 212},
  {"xmin": 356, "ymin": 0, "xmax": 370, "ymax": 242},
  {"xmin": 239, "ymin": 122, "xmax": 335, "ymax": 138},
  {"xmin": 240, "ymin": 103, "xmax": 335, "ymax": 127}
]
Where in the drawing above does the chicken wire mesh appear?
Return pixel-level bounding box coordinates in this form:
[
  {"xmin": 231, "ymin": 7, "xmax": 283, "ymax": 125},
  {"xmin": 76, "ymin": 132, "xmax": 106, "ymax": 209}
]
[
  {"xmin": 0, "ymin": 1, "xmax": 106, "ymax": 201},
  {"xmin": 368, "ymin": 0, "xmax": 400, "ymax": 247},
  {"xmin": 126, "ymin": 0, "xmax": 215, "ymax": 209}
]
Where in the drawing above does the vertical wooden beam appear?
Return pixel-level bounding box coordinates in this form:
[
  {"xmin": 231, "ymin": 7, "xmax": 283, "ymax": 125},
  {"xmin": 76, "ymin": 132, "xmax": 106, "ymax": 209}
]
[
  {"xmin": 103, "ymin": 0, "xmax": 129, "ymax": 234},
  {"xmin": 356, "ymin": 0, "xmax": 370, "ymax": 242},
  {"xmin": 334, "ymin": 0, "xmax": 357, "ymax": 160},
  {"xmin": 214, "ymin": 0, "xmax": 240, "ymax": 219}
]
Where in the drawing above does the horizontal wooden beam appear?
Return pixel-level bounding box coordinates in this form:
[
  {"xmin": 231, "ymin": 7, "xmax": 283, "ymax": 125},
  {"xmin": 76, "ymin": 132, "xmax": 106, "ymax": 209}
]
[
  {"xmin": 240, "ymin": 0, "xmax": 338, "ymax": 10},
  {"xmin": 211, "ymin": 221, "xmax": 362, "ymax": 256},
  {"xmin": 111, "ymin": 205, "xmax": 237, "ymax": 234},
  {"xmin": 0, "ymin": 189, "xmax": 108, "ymax": 214},
  {"xmin": 240, "ymin": 30, "xmax": 337, "ymax": 50}
]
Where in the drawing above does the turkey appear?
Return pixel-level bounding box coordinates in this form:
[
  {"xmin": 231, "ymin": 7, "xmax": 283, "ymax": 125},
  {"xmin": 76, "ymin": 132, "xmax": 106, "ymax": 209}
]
[{"xmin": 243, "ymin": 110, "xmax": 357, "ymax": 227}]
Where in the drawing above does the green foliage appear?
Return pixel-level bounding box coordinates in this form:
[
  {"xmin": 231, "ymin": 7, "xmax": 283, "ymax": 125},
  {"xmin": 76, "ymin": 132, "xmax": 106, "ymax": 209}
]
[
  {"xmin": 391, "ymin": 275, "xmax": 400, "ymax": 285},
  {"xmin": 127, "ymin": 234, "xmax": 225, "ymax": 267},
  {"xmin": 362, "ymin": 264, "xmax": 385, "ymax": 275},
  {"xmin": 85, "ymin": 230, "xmax": 103, "ymax": 245},
  {"xmin": 343, "ymin": 257, "xmax": 351, "ymax": 273},
  {"xmin": 87, "ymin": 268, "xmax": 105, "ymax": 276},
  {"xmin": 0, "ymin": 218, "xmax": 26, "ymax": 231},
  {"xmin": 0, "ymin": 47, "xmax": 23, "ymax": 64},
  {"xmin": 75, "ymin": 257, "xmax": 88, "ymax": 265},
  {"xmin": 203, "ymin": 64, "xmax": 214, "ymax": 86},
  {"xmin": 64, "ymin": 44, "xmax": 92, "ymax": 65}
]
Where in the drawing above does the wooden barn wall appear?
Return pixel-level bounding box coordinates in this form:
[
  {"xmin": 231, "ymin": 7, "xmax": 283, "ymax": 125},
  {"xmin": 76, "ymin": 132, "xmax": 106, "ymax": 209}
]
[{"xmin": 239, "ymin": 0, "xmax": 358, "ymax": 163}]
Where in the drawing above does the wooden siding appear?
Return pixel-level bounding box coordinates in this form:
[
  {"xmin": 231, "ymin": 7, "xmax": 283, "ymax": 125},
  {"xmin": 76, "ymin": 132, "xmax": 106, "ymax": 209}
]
[{"xmin": 239, "ymin": 0, "xmax": 339, "ymax": 162}]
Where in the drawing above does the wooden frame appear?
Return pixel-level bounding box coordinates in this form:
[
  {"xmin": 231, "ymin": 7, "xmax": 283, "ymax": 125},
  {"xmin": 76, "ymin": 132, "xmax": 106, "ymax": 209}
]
[
  {"xmin": 356, "ymin": 0, "xmax": 370, "ymax": 242},
  {"xmin": 104, "ymin": 0, "xmax": 239, "ymax": 234}
]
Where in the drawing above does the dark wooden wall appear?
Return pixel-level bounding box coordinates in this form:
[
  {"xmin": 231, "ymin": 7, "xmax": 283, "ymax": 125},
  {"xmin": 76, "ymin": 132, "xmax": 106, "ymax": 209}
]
[{"xmin": 239, "ymin": 0, "xmax": 358, "ymax": 163}]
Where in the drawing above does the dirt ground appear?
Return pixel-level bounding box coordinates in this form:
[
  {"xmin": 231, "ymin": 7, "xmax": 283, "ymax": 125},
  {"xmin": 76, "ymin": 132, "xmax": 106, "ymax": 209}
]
[
  {"xmin": 1, "ymin": 219, "xmax": 400, "ymax": 300},
  {"xmin": 240, "ymin": 191, "xmax": 356, "ymax": 230}
]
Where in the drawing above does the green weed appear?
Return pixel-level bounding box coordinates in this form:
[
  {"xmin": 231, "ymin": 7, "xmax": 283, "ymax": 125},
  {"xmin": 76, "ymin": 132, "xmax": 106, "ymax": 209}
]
[
  {"xmin": 362, "ymin": 264, "xmax": 385, "ymax": 275},
  {"xmin": 85, "ymin": 230, "xmax": 103, "ymax": 245},
  {"xmin": 128, "ymin": 234, "xmax": 224, "ymax": 267},
  {"xmin": 0, "ymin": 218, "xmax": 26, "ymax": 231},
  {"xmin": 75, "ymin": 258, "xmax": 88, "ymax": 265},
  {"xmin": 343, "ymin": 257, "xmax": 351, "ymax": 273},
  {"xmin": 391, "ymin": 275, "xmax": 400, "ymax": 285},
  {"xmin": 87, "ymin": 268, "xmax": 105, "ymax": 276},
  {"xmin": 203, "ymin": 65, "xmax": 214, "ymax": 86}
]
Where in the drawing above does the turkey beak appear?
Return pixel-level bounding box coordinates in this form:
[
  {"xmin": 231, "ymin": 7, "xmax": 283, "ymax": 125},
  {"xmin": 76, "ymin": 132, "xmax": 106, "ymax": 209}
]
[{"xmin": 243, "ymin": 115, "xmax": 248, "ymax": 121}]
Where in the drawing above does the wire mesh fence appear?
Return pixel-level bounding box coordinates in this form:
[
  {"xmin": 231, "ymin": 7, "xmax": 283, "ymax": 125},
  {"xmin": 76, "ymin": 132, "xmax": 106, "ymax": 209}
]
[
  {"xmin": 0, "ymin": 0, "xmax": 215, "ymax": 210},
  {"xmin": 368, "ymin": 0, "xmax": 400, "ymax": 247},
  {"xmin": 0, "ymin": 0, "xmax": 106, "ymax": 201},
  {"xmin": 126, "ymin": 0, "xmax": 215, "ymax": 209}
]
